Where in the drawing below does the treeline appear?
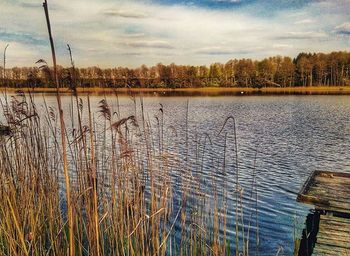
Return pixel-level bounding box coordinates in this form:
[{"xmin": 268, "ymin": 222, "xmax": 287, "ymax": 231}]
[{"xmin": 1, "ymin": 51, "xmax": 350, "ymax": 88}]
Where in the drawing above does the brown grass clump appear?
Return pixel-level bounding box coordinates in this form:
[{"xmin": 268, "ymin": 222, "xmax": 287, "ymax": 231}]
[
  {"xmin": 0, "ymin": 1, "xmax": 260, "ymax": 254},
  {"xmin": 0, "ymin": 90, "xmax": 237, "ymax": 255}
]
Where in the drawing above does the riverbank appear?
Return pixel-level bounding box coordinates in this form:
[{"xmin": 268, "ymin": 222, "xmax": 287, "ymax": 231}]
[{"xmin": 1, "ymin": 86, "xmax": 350, "ymax": 95}]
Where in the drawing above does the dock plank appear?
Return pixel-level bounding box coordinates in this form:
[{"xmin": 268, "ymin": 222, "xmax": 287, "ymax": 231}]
[
  {"xmin": 312, "ymin": 215, "xmax": 350, "ymax": 255},
  {"xmin": 313, "ymin": 212, "xmax": 350, "ymax": 255},
  {"xmin": 313, "ymin": 244, "xmax": 349, "ymax": 256},
  {"xmin": 297, "ymin": 170, "xmax": 350, "ymax": 214},
  {"xmin": 297, "ymin": 171, "xmax": 350, "ymax": 256},
  {"xmin": 321, "ymin": 214, "xmax": 350, "ymax": 224}
]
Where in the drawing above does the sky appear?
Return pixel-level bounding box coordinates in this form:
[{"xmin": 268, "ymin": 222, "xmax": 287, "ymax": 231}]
[{"xmin": 0, "ymin": 0, "xmax": 350, "ymax": 68}]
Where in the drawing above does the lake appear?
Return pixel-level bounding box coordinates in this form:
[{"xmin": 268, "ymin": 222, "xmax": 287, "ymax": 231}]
[{"xmin": 1, "ymin": 93, "xmax": 350, "ymax": 255}]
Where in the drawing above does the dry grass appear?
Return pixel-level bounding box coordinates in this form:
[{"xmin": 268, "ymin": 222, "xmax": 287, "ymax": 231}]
[
  {"xmin": 0, "ymin": 1, "xmax": 262, "ymax": 254},
  {"xmin": 0, "ymin": 90, "xmax": 242, "ymax": 255}
]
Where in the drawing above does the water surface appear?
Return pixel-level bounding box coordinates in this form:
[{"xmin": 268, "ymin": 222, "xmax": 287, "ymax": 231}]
[{"xmin": 2, "ymin": 94, "xmax": 350, "ymax": 255}]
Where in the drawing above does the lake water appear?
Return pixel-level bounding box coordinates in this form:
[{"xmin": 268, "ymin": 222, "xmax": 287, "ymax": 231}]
[{"xmin": 2, "ymin": 94, "xmax": 350, "ymax": 255}]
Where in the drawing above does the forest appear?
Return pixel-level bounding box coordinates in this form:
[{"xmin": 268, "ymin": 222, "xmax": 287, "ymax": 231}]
[{"xmin": 2, "ymin": 51, "xmax": 350, "ymax": 89}]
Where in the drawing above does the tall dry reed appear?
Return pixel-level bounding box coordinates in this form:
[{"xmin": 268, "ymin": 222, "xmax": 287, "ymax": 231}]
[
  {"xmin": 0, "ymin": 88, "xmax": 249, "ymax": 255},
  {"xmin": 0, "ymin": 1, "xmax": 261, "ymax": 254},
  {"xmin": 42, "ymin": 1, "xmax": 75, "ymax": 255}
]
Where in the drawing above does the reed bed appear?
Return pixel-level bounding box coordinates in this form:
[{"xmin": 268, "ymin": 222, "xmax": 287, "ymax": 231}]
[
  {"xmin": 0, "ymin": 89, "xmax": 254, "ymax": 255},
  {"xmin": 0, "ymin": 1, "xmax": 260, "ymax": 255}
]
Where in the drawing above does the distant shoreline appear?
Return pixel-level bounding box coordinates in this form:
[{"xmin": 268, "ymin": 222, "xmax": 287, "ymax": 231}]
[{"xmin": 1, "ymin": 86, "xmax": 350, "ymax": 95}]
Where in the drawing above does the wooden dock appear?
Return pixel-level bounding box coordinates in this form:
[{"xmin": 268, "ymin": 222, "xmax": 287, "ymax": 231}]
[{"xmin": 297, "ymin": 170, "xmax": 350, "ymax": 256}]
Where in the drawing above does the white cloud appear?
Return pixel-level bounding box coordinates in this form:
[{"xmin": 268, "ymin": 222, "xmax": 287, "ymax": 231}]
[
  {"xmin": 0, "ymin": 40, "xmax": 43, "ymax": 67},
  {"xmin": 335, "ymin": 22, "xmax": 350, "ymax": 35},
  {"xmin": 272, "ymin": 44, "xmax": 293, "ymax": 49},
  {"xmin": 276, "ymin": 31, "xmax": 328, "ymax": 40},
  {"xmin": 214, "ymin": 0, "xmax": 241, "ymax": 3},
  {"xmin": 294, "ymin": 19, "xmax": 314, "ymax": 25},
  {"xmin": 126, "ymin": 40, "xmax": 174, "ymax": 49},
  {"xmin": 0, "ymin": 0, "xmax": 349, "ymax": 68},
  {"xmin": 102, "ymin": 10, "xmax": 148, "ymax": 19}
]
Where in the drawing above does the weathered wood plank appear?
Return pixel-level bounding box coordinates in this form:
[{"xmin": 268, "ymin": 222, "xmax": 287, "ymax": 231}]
[
  {"xmin": 311, "ymin": 182, "xmax": 350, "ymax": 193},
  {"xmin": 321, "ymin": 226, "xmax": 350, "ymax": 233},
  {"xmin": 311, "ymin": 215, "xmax": 350, "ymax": 255},
  {"xmin": 325, "ymin": 201, "xmax": 350, "ymax": 212},
  {"xmin": 307, "ymin": 190, "xmax": 350, "ymax": 204},
  {"xmin": 297, "ymin": 170, "xmax": 317, "ymax": 199},
  {"xmin": 316, "ymin": 237, "xmax": 350, "ymax": 249},
  {"xmin": 315, "ymin": 175, "xmax": 350, "ymax": 185},
  {"xmin": 313, "ymin": 243, "xmax": 350, "ymax": 256},
  {"xmin": 297, "ymin": 170, "xmax": 350, "ymax": 214},
  {"xmin": 320, "ymin": 215, "xmax": 350, "ymax": 224},
  {"xmin": 318, "ymin": 225, "xmax": 350, "ymax": 233},
  {"xmin": 305, "ymin": 204, "xmax": 350, "ymax": 214},
  {"xmin": 305, "ymin": 192, "xmax": 350, "ymax": 207},
  {"xmin": 317, "ymin": 233, "xmax": 350, "ymax": 245},
  {"xmin": 313, "ymin": 249, "xmax": 348, "ymax": 256},
  {"xmin": 310, "ymin": 182, "xmax": 350, "ymax": 195},
  {"xmin": 311, "ymin": 183, "xmax": 350, "ymax": 195},
  {"xmin": 316, "ymin": 171, "xmax": 350, "ymax": 178},
  {"xmin": 298, "ymin": 171, "xmax": 350, "ymax": 256}
]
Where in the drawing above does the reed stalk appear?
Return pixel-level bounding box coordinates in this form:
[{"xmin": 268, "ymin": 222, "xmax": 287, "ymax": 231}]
[
  {"xmin": 42, "ymin": 1, "xmax": 75, "ymax": 255},
  {"xmin": 2, "ymin": 44, "xmax": 9, "ymax": 86},
  {"xmin": 0, "ymin": 5, "xmax": 265, "ymax": 254}
]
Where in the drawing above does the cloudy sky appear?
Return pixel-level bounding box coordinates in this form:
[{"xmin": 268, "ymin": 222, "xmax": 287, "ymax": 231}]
[{"xmin": 1, "ymin": 0, "xmax": 350, "ymax": 68}]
